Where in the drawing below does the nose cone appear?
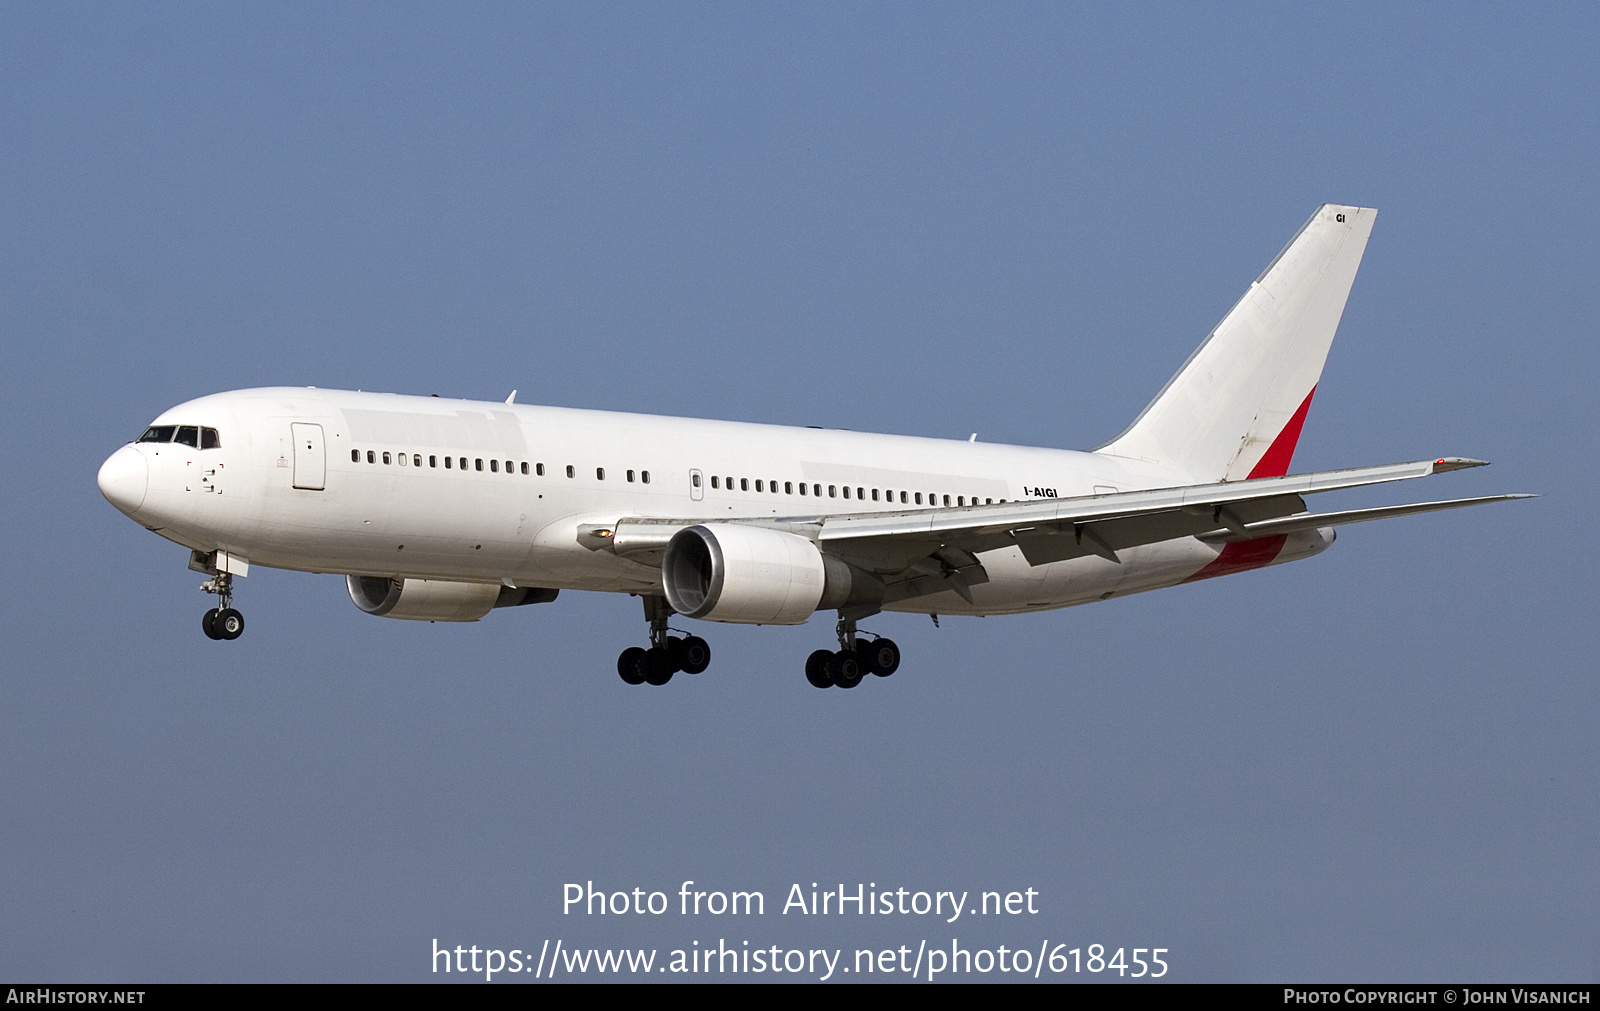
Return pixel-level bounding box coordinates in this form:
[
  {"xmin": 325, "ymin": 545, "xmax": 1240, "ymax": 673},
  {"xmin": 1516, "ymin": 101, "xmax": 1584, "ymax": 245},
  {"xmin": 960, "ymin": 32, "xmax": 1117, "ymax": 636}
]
[{"xmin": 98, "ymin": 445, "xmax": 148, "ymax": 517}]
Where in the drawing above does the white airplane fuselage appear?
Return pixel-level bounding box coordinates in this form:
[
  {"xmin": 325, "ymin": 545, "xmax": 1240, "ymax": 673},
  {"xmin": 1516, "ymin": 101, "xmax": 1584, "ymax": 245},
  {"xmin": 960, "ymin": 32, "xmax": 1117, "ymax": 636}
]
[
  {"xmin": 111, "ymin": 203, "xmax": 1521, "ymax": 683},
  {"xmin": 97, "ymin": 386, "xmax": 1332, "ymax": 619}
]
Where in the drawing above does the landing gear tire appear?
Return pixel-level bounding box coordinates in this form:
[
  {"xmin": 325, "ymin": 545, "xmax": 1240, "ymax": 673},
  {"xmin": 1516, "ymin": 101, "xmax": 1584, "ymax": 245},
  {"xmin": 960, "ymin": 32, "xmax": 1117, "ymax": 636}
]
[
  {"xmin": 644, "ymin": 647, "xmax": 675, "ymax": 686},
  {"xmin": 212, "ymin": 608, "xmax": 244, "ymax": 640},
  {"xmin": 805, "ymin": 649, "xmax": 835, "ymax": 689},
  {"xmin": 678, "ymin": 636, "xmax": 711, "ymax": 675},
  {"xmin": 618, "ymin": 647, "xmax": 648, "ymax": 685},
  {"xmin": 202, "ymin": 608, "xmax": 223, "ymax": 640},
  {"xmin": 829, "ymin": 650, "xmax": 864, "ymax": 689},
  {"xmin": 861, "ymin": 637, "xmax": 900, "ymax": 677}
]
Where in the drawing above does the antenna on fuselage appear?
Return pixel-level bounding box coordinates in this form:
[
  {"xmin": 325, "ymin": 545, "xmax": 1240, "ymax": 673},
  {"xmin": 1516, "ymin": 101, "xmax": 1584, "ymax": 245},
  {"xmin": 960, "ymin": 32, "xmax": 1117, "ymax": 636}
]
[{"xmin": 505, "ymin": 390, "xmax": 517, "ymax": 404}]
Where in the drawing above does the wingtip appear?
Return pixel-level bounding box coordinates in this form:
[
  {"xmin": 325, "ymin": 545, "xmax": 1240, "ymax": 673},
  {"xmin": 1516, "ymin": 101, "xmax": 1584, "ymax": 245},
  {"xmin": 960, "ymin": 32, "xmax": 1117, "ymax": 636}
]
[{"xmin": 1432, "ymin": 457, "xmax": 1490, "ymax": 473}]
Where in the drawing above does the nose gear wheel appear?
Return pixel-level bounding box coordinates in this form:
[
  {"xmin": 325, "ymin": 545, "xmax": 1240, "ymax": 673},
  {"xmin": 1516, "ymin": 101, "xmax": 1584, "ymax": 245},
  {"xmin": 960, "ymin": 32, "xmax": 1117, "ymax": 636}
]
[{"xmin": 199, "ymin": 571, "xmax": 245, "ymax": 641}]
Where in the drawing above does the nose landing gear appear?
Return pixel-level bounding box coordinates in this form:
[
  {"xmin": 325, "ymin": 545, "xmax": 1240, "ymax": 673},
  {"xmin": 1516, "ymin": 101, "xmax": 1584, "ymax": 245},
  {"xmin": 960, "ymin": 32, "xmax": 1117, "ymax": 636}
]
[
  {"xmin": 616, "ymin": 595, "xmax": 710, "ymax": 686},
  {"xmin": 805, "ymin": 615, "xmax": 899, "ymax": 689},
  {"xmin": 200, "ymin": 572, "xmax": 244, "ymax": 640}
]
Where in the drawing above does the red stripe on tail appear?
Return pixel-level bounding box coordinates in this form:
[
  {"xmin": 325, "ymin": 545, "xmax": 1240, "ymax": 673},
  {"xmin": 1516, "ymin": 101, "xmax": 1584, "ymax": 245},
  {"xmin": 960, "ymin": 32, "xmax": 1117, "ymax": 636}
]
[{"xmin": 1247, "ymin": 386, "xmax": 1317, "ymax": 479}]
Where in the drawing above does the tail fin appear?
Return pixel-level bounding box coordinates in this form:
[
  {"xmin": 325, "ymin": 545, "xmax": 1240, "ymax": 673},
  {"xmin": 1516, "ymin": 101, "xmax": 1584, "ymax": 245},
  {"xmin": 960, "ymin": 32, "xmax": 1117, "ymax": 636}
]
[{"xmin": 1095, "ymin": 204, "xmax": 1376, "ymax": 481}]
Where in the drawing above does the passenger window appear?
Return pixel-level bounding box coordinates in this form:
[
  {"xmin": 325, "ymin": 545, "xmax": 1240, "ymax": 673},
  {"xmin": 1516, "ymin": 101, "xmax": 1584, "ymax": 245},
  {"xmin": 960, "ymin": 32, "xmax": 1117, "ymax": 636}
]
[
  {"xmin": 797, "ymin": 482, "xmax": 806, "ymax": 496},
  {"xmin": 957, "ymin": 496, "xmax": 964, "ymax": 506},
  {"xmin": 628, "ymin": 470, "xmax": 636, "ymax": 483},
  {"xmin": 475, "ymin": 459, "xmax": 483, "ymax": 471},
  {"xmin": 828, "ymin": 485, "xmax": 836, "ymax": 498},
  {"xmin": 490, "ymin": 460, "xmax": 498, "ymax": 472},
  {"xmin": 520, "ymin": 462, "xmax": 528, "ymax": 475},
  {"xmin": 784, "ymin": 481, "xmax": 792, "ymax": 494},
  {"xmin": 201, "ymin": 428, "xmax": 221, "ymax": 449},
  {"xmin": 857, "ymin": 487, "xmax": 864, "ymax": 500},
  {"xmin": 444, "ymin": 457, "xmax": 452, "ymax": 469},
  {"xmin": 459, "ymin": 457, "xmax": 467, "ymax": 470},
  {"xmin": 740, "ymin": 478, "xmax": 748, "ymax": 491},
  {"xmin": 430, "ymin": 456, "xmax": 438, "ymax": 468},
  {"xmin": 137, "ymin": 426, "xmax": 176, "ymax": 443},
  {"xmin": 536, "ymin": 463, "xmax": 545, "ymax": 476},
  {"xmin": 367, "ymin": 451, "xmax": 375, "ymax": 463},
  {"xmin": 842, "ymin": 486, "xmax": 850, "ymax": 499},
  {"xmin": 692, "ymin": 473, "xmax": 702, "ymax": 488},
  {"xmin": 383, "ymin": 452, "xmax": 392, "ymax": 465},
  {"xmin": 351, "ymin": 449, "xmax": 360, "ymax": 462},
  {"xmin": 505, "ymin": 460, "xmax": 512, "ymax": 474},
  {"xmin": 915, "ymin": 492, "xmax": 923, "ymax": 505},
  {"xmin": 943, "ymin": 495, "xmax": 950, "ymax": 506},
  {"xmin": 642, "ymin": 471, "xmax": 650, "ymax": 484},
  {"xmin": 871, "ymin": 489, "xmax": 879, "ymax": 501},
  {"xmin": 175, "ymin": 426, "xmax": 199, "ymax": 448},
  {"xmin": 755, "ymin": 480, "xmax": 763, "ymax": 492},
  {"xmin": 596, "ymin": 467, "xmax": 605, "ymax": 480},
  {"xmin": 566, "ymin": 465, "xmax": 574, "ymax": 478},
  {"xmin": 710, "ymin": 476, "xmax": 719, "ymax": 489},
  {"xmin": 399, "ymin": 453, "xmax": 408, "ymax": 467},
  {"xmin": 900, "ymin": 491, "xmax": 908, "ymax": 504}
]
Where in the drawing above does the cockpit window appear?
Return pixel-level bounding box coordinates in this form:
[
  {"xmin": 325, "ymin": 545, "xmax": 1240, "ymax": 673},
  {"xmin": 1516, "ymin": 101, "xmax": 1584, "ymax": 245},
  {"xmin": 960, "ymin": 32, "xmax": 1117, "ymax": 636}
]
[{"xmin": 136, "ymin": 425, "xmax": 220, "ymax": 448}]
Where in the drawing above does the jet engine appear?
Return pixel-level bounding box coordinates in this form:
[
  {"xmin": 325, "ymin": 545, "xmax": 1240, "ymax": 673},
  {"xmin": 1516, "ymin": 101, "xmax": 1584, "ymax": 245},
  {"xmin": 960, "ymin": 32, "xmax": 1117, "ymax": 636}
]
[
  {"xmin": 346, "ymin": 575, "xmax": 557, "ymax": 622},
  {"xmin": 661, "ymin": 524, "xmax": 881, "ymax": 624}
]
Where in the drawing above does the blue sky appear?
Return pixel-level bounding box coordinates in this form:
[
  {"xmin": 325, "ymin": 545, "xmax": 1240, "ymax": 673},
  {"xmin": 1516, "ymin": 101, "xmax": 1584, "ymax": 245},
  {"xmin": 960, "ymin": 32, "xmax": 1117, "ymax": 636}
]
[{"xmin": 2, "ymin": 3, "xmax": 1595, "ymax": 981}]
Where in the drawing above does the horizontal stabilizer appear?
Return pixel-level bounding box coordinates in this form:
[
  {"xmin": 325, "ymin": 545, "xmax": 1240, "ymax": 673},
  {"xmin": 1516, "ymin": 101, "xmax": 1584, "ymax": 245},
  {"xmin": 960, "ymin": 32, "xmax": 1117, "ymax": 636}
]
[{"xmin": 1202, "ymin": 494, "xmax": 1535, "ymax": 542}]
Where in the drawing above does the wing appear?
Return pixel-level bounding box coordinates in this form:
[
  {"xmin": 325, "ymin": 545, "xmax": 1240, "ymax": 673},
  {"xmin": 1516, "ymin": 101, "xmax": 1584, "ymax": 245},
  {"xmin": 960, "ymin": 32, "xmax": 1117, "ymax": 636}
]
[{"xmin": 595, "ymin": 457, "xmax": 1529, "ymax": 605}]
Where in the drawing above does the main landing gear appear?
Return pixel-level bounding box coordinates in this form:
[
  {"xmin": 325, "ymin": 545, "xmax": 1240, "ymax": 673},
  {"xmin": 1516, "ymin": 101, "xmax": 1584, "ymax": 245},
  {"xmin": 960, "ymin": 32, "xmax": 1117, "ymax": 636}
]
[
  {"xmin": 617, "ymin": 595, "xmax": 710, "ymax": 686},
  {"xmin": 805, "ymin": 615, "xmax": 899, "ymax": 689},
  {"xmin": 200, "ymin": 571, "xmax": 245, "ymax": 641}
]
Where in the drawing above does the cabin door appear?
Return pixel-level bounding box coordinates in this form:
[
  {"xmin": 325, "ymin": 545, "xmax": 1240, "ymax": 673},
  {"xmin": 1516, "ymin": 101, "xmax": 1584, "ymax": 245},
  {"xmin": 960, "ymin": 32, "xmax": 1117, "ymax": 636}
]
[{"xmin": 291, "ymin": 423, "xmax": 326, "ymax": 490}]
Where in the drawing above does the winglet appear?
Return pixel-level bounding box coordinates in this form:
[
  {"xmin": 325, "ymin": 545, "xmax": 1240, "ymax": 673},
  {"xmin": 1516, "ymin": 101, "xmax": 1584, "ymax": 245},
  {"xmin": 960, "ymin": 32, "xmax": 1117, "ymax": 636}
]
[{"xmin": 1431, "ymin": 457, "xmax": 1489, "ymax": 473}]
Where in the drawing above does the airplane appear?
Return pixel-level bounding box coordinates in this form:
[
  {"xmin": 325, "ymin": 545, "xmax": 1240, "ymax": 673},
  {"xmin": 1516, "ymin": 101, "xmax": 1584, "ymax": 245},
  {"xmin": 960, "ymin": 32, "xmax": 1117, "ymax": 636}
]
[{"xmin": 97, "ymin": 204, "xmax": 1529, "ymax": 689}]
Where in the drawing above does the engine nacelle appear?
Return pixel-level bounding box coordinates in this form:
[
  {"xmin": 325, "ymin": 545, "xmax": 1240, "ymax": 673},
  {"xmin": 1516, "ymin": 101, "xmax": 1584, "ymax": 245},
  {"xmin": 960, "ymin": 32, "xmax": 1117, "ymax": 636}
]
[
  {"xmin": 662, "ymin": 524, "xmax": 881, "ymax": 624},
  {"xmin": 346, "ymin": 575, "xmax": 557, "ymax": 622}
]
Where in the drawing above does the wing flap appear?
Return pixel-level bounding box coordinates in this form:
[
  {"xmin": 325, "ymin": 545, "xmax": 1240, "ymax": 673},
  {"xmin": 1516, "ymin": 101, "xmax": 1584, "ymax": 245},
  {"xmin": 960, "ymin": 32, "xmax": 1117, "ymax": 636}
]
[{"xmin": 1008, "ymin": 493, "xmax": 1307, "ymax": 566}]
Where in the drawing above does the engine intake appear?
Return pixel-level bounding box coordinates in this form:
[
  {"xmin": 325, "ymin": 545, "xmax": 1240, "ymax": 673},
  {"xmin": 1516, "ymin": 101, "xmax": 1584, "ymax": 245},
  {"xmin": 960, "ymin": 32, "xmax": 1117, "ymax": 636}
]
[{"xmin": 662, "ymin": 524, "xmax": 880, "ymax": 624}]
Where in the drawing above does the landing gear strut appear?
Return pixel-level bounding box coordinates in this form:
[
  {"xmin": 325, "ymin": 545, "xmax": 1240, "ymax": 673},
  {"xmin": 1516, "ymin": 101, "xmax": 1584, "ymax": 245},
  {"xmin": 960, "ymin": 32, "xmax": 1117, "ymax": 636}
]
[
  {"xmin": 805, "ymin": 614, "xmax": 899, "ymax": 689},
  {"xmin": 617, "ymin": 595, "xmax": 710, "ymax": 686},
  {"xmin": 200, "ymin": 571, "xmax": 244, "ymax": 641}
]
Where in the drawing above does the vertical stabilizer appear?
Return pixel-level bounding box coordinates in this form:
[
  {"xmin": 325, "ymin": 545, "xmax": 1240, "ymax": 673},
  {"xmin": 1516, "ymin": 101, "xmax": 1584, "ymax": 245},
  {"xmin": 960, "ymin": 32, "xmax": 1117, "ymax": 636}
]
[{"xmin": 1096, "ymin": 204, "xmax": 1376, "ymax": 481}]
